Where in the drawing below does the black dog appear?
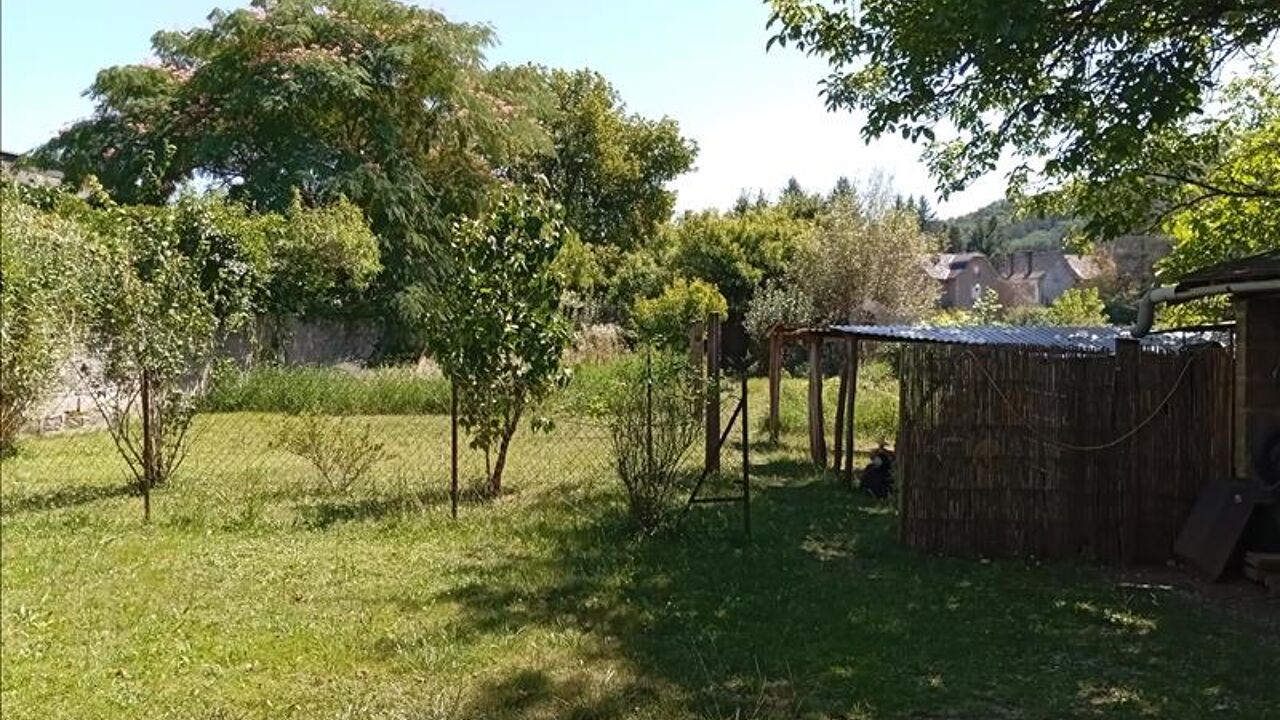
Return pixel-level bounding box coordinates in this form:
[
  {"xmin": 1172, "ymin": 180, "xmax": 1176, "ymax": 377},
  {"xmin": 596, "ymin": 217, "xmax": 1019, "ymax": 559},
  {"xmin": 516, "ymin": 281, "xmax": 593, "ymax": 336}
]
[{"xmin": 859, "ymin": 444, "xmax": 895, "ymax": 499}]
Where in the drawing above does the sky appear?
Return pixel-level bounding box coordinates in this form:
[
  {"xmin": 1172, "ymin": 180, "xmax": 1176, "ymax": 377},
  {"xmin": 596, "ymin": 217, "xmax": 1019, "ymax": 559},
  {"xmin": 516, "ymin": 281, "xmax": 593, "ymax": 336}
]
[{"xmin": 0, "ymin": 0, "xmax": 1007, "ymax": 217}]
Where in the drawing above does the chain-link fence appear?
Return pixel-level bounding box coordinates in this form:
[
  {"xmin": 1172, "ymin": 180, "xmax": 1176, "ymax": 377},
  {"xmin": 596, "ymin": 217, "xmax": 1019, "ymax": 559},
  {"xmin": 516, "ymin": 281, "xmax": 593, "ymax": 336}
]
[{"xmin": 3, "ymin": 348, "xmax": 751, "ymax": 529}]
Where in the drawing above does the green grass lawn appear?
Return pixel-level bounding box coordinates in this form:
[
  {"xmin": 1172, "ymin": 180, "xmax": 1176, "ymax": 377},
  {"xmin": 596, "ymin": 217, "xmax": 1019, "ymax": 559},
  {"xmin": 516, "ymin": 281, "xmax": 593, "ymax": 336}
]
[{"xmin": 2, "ymin": 379, "xmax": 1278, "ymax": 719}]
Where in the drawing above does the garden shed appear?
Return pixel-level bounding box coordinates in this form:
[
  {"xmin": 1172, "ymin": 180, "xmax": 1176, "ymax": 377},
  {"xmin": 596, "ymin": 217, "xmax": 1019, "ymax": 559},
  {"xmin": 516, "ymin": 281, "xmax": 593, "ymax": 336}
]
[{"xmin": 768, "ymin": 324, "xmax": 1234, "ymax": 564}]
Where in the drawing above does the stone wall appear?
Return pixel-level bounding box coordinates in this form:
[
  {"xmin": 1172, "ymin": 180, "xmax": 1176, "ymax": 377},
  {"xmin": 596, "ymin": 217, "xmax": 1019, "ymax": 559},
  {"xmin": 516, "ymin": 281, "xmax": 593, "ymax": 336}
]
[{"xmin": 26, "ymin": 316, "xmax": 382, "ymax": 436}]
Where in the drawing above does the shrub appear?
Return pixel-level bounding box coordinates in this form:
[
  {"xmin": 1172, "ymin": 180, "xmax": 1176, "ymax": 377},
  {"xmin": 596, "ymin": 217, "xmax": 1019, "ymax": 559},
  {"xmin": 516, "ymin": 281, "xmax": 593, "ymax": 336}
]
[
  {"xmin": 605, "ymin": 351, "xmax": 702, "ymax": 534},
  {"xmin": 0, "ymin": 190, "xmax": 88, "ymax": 454},
  {"xmin": 1045, "ymin": 287, "xmax": 1108, "ymax": 326},
  {"xmin": 276, "ymin": 412, "xmax": 392, "ymax": 494},
  {"xmin": 633, "ymin": 278, "xmax": 727, "ymax": 350}
]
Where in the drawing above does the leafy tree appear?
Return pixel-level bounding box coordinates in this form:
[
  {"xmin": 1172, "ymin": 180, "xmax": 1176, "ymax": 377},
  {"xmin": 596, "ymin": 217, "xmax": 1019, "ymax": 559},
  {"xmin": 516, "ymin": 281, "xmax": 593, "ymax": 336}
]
[
  {"xmin": 80, "ymin": 197, "xmax": 266, "ymax": 520},
  {"xmin": 1157, "ymin": 74, "xmax": 1280, "ymax": 282},
  {"xmin": 36, "ymin": 0, "xmax": 548, "ymax": 350},
  {"xmin": 417, "ymin": 185, "xmax": 572, "ymax": 495},
  {"xmin": 743, "ymin": 280, "xmax": 818, "ymax": 340},
  {"xmin": 666, "ymin": 207, "xmax": 810, "ymax": 320},
  {"xmin": 788, "ymin": 194, "xmax": 938, "ymax": 324},
  {"xmin": 0, "ymin": 185, "xmax": 90, "ymax": 454},
  {"xmin": 767, "ymin": 0, "xmax": 1280, "ymax": 239},
  {"xmin": 633, "ymin": 278, "xmax": 728, "ymax": 350},
  {"xmin": 1045, "ymin": 287, "xmax": 1109, "ymax": 326},
  {"xmin": 778, "ymin": 177, "xmax": 824, "ymax": 220},
  {"xmin": 506, "ymin": 67, "xmax": 698, "ymax": 252}
]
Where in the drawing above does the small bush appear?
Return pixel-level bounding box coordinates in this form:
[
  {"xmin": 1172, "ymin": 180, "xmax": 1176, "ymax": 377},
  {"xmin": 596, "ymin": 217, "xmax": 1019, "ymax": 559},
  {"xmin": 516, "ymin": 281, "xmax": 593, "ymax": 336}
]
[
  {"xmin": 276, "ymin": 412, "xmax": 392, "ymax": 494},
  {"xmin": 605, "ymin": 351, "xmax": 702, "ymax": 533}
]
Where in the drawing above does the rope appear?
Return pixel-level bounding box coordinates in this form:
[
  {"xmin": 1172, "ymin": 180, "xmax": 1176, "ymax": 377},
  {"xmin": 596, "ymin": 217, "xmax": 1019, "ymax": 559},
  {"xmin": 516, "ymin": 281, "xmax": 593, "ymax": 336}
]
[{"xmin": 962, "ymin": 348, "xmax": 1200, "ymax": 453}]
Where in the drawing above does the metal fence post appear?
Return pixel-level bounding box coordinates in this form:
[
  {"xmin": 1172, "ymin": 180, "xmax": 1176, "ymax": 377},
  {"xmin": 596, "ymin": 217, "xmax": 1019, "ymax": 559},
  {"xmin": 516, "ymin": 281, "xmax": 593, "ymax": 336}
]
[{"xmin": 704, "ymin": 314, "xmax": 721, "ymax": 474}]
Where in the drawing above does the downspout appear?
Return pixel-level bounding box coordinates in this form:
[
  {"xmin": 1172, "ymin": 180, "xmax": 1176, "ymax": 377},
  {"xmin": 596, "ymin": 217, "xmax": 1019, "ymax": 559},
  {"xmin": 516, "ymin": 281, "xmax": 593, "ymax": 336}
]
[{"xmin": 1130, "ymin": 280, "xmax": 1280, "ymax": 337}]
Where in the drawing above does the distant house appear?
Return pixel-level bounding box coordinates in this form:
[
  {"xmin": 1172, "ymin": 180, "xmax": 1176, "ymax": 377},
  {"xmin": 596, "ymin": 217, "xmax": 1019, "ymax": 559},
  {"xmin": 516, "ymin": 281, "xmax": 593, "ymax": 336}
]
[
  {"xmin": 994, "ymin": 250, "xmax": 1101, "ymax": 305},
  {"xmin": 924, "ymin": 250, "xmax": 1100, "ymax": 309}
]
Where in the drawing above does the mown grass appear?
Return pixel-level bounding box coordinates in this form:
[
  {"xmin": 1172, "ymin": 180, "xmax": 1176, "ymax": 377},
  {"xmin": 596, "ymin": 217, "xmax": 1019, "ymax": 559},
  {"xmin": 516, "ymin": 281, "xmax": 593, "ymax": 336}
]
[
  {"xmin": 760, "ymin": 360, "xmax": 900, "ymax": 446},
  {"xmin": 2, "ymin": 379, "xmax": 1278, "ymax": 719}
]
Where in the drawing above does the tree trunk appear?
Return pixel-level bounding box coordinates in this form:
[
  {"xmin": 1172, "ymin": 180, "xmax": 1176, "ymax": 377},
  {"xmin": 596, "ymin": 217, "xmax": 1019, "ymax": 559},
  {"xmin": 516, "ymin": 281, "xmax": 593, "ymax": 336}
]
[{"xmin": 488, "ymin": 408, "xmax": 522, "ymax": 495}]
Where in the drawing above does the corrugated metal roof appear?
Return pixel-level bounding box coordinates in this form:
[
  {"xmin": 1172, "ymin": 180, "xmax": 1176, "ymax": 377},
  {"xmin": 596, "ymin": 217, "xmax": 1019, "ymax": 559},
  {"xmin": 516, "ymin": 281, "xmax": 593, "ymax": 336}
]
[
  {"xmin": 1175, "ymin": 250, "xmax": 1280, "ymax": 290},
  {"xmin": 829, "ymin": 324, "xmax": 1228, "ymax": 353}
]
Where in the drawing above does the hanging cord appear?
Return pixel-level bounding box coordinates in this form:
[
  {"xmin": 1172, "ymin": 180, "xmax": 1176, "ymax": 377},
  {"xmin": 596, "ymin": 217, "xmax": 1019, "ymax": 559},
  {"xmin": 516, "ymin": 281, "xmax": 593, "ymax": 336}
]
[{"xmin": 962, "ymin": 348, "xmax": 1200, "ymax": 453}]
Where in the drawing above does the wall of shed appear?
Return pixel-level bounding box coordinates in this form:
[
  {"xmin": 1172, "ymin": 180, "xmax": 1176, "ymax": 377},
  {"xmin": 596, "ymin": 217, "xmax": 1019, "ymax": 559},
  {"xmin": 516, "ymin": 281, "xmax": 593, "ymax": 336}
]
[
  {"xmin": 1236, "ymin": 296, "xmax": 1280, "ymax": 542},
  {"xmin": 896, "ymin": 342, "xmax": 1233, "ymax": 564}
]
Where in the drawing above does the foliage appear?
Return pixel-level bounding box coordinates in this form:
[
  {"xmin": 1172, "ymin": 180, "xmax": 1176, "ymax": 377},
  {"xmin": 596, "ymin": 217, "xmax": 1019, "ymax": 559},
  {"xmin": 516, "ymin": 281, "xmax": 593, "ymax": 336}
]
[
  {"xmin": 1045, "ymin": 288, "xmax": 1108, "ymax": 326},
  {"xmin": 970, "ymin": 287, "xmax": 1004, "ymax": 324},
  {"xmin": 604, "ymin": 351, "xmax": 702, "ymax": 534},
  {"xmin": 417, "ymin": 184, "xmax": 572, "ymax": 494},
  {"xmin": 938, "ymin": 199, "xmax": 1076, "ymax": 255},
  {"xmin": 743, "ymin": 280, "xmax": 817, "ymax": 341},
  {"xmin": 926, "ymin": 307, "xmax": 978, "ymax": 327},
  {"xmin": 506, "ymin": 67, "xmax": 698, "ymax": 252},
  {"xmin": 0, "ymin": 188, "xmax": 90, "ymax": 454},
  {"xmin": 666, "ymin": 206, "xmax": 810, "ymax": 319},
  {"xmin": 1150, "ymin": 71, "xmax": 1280, "ymax": 326},
  {"xmin": 276, "ymin": 412, "xmax": 392, "ymax": 494},
  {"xmin": 767, "ymin": 1, "xmax": 1280, "ymax": 240},
  {"xmin": 36, "ymin": 0, "xmax": 549, "ymax": 351},
  {"xmin": 1003, "ymin": 305, "xmax": 1053, "ymax": 326},
  {"xmin": 633, "ymin": 278, "xmax": 728, "ymax": 350},
  {"xmin": 265, "ymin": 194, "xmax": 381, "ymax": 315},
  {"xmin": 1038, "ymin": 63, "xmax": 1280, "ymax": 245},
  {"xmin": 789, "ymin": 193, "xmax": 938, "ymax": 324},
  {"xmin": 79, "ymin": 199, "xmax": 250, "ymax": 505}
]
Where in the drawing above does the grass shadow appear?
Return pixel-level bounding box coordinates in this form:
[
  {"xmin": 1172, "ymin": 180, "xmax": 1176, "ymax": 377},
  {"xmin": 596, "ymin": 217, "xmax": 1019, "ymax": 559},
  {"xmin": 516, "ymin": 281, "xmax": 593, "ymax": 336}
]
[
  {"xmin": 421, "ymin": 470, "xmax": 1280, "ymax": 718},
  {"xmin": 1, "ymin": 483, "xmax": 132, "ymax": 517}
]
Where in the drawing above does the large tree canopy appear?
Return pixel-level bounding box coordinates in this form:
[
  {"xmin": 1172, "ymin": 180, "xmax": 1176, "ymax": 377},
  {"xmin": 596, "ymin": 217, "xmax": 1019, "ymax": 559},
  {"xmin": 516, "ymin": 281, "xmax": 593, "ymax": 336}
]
[
  {"xmin": 35, "ymin": 0, "xmax": 547, "ymax": 350},
  {"xmin": 506, "ymin": 67, "xmax": 698, "ymax": 252},
  {"xmin": 767, "ymin": 0, "xmax": 1280, "ymax": 240},
  {"xmin": 37, "ymin": 0, "xmax": 699, "ymax": 351}
]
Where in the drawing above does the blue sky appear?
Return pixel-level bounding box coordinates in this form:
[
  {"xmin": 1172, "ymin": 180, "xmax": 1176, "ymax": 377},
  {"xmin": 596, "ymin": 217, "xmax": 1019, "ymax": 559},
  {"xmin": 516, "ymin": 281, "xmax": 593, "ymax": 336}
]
[{"xmin": 1, "ymin": 0, "xmax": 1006, "ymax": 216}]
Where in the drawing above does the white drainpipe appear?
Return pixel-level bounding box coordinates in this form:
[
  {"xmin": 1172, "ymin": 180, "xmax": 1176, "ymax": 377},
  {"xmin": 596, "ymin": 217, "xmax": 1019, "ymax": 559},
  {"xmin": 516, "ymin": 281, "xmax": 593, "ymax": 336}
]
[{"xmin": 1130, "ymin": 280, "xmax": 1280, "ymax": 337}]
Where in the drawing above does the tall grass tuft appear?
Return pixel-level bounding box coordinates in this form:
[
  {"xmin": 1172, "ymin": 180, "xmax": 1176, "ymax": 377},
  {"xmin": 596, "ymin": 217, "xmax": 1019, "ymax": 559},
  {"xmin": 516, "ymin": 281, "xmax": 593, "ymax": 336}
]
[{"xmin": 204, "ymin": 366, "xmax": 452, "ymax": 415}]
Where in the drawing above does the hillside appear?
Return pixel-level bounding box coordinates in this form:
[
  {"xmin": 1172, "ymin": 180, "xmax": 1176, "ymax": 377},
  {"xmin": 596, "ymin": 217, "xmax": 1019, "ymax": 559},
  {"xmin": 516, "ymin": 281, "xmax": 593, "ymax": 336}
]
[{"xmin": 940, "ymin": 199, "xmax": 1076, "ymax": 254}]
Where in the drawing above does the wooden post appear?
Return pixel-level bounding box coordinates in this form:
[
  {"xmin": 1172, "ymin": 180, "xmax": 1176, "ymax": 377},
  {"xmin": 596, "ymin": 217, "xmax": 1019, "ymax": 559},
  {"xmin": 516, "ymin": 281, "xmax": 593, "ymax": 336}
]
[
  {"xmin": 705, "ymin": 314, "xmax": 722, "ymax": 474},
  {"xmin": 833, "ymin": 355, "xmax": 849, "ymax": 473},
  {"xmin": 767, "ymin": 330, "xmax": 782, "ymax": 444},
  {"xmin": 808, "ymin": 336, "xmax": 827, "ymax": 467},
  {"xmin": 450, "ymin": 382, "xmax": 459, "ymax": 519},
  {"xmin": 1114, "ymin": 338, "xmax": 1141, "ymax": 563},
  {"xmin": 741, "ymin": 371, "xmax": 751, "ymax": 540},
  {"xmin": 844, "ymin": 338, "xmax": 860, "ymax": 486}
]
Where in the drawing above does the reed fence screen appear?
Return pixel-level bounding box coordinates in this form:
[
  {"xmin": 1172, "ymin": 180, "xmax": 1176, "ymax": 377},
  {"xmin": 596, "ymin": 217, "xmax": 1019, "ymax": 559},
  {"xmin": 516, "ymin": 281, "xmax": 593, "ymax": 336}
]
[{"xmin": 896, "ymin": 341, "xmax": 1233, "ymax": 564}]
